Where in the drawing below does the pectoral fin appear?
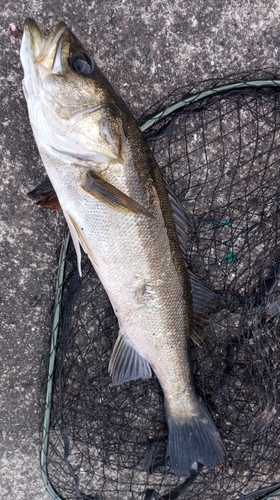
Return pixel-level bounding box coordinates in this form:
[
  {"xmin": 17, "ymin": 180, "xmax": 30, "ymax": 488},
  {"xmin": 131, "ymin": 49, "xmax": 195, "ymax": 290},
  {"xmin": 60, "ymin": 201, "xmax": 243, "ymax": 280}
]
[
  {"xmin": 108, "ymin": 333, "xmax": 152, "ymax": 385},
  {"xmin": 82, "ymin": 170, "xmax": 154, "ymax": 218}
]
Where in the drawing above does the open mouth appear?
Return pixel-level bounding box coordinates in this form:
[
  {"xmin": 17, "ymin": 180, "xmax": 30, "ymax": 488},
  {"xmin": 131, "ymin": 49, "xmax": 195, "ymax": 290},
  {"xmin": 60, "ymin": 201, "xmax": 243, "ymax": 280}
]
[{"xmin": 21, "ymin": 18, "xmax": 67, "ymax": 73}]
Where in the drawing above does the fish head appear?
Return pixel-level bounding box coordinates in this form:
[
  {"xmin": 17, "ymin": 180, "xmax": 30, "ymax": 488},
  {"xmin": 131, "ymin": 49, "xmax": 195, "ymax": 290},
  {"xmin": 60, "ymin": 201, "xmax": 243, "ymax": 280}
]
[{"xmin": 20, "ymin": 18, "xmax": 125, "ymax": 165}]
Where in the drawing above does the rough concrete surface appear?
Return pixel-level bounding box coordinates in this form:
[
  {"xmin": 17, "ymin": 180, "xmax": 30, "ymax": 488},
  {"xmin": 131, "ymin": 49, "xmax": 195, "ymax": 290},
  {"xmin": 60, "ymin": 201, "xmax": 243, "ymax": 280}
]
[{"xmin": 1, "ymin": 0, "xmax": 280, "ymax": 498}]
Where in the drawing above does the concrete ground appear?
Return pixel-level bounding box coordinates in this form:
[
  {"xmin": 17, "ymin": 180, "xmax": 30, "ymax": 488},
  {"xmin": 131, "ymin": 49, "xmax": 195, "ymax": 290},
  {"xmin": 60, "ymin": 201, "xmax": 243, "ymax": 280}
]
[{"xmin": 1, "ymin": 0, "xmax": 280, "ymax": 498}]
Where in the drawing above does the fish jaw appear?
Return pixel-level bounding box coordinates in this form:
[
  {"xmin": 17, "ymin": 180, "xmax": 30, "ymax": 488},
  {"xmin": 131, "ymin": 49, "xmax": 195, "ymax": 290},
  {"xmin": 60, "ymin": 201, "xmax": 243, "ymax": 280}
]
[
  {"xmin": 20, "ymin": 19, "xmax": 70, "ymax": 161},
  {"xmin": 20, "ymin": 18, "xmax": 44, "ymax": 101},
  {"xmin": 20, "ymin": 19, "xmax": 66, "ymax": 101}
]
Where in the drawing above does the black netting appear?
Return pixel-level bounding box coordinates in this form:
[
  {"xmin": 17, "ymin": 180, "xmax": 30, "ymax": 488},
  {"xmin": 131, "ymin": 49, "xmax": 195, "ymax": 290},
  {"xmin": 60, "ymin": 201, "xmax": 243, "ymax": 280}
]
[{"xmin": 41, "ymin": 71, "xmax": 280, "ymax": 500}]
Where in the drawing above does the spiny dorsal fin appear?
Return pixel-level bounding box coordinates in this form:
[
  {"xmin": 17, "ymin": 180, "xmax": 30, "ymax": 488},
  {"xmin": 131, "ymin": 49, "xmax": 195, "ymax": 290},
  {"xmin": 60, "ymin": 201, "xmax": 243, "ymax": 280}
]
[
  {"xmin": 164, "ymin": 182, "xmax": 221, "ymax": 344},
  {"xmin": 165, "ymin": 181, "xmax": 195, "ymax": 255}
]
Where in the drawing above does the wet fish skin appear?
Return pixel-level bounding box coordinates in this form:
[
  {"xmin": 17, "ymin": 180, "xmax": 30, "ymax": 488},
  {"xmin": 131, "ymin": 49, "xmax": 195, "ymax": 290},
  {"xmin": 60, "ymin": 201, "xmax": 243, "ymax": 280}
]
[{"xmin": 20, "ymin": 19, "xmax": 226, "ymax": 476}]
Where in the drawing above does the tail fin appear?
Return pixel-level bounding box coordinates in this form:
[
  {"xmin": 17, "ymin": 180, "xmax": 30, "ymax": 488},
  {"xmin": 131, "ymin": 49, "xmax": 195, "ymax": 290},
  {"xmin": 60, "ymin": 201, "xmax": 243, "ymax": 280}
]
[{"xmin": 167, "ymin": 401, "xmax": 226, "ymax": 477}]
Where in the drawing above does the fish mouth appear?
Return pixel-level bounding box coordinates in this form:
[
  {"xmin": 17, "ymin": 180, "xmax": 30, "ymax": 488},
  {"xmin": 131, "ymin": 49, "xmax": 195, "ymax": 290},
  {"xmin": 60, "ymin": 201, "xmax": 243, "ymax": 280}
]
[{"xmin": 21, "ymin": 18, "xmax": 67, "ymax": 78}]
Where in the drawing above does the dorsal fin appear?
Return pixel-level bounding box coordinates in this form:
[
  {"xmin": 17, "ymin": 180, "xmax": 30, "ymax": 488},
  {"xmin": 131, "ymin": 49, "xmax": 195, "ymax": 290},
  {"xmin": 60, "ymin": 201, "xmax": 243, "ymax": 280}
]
[{"xmin": 164, "ymin": 180, "xmax": 195, "ymax": 255}]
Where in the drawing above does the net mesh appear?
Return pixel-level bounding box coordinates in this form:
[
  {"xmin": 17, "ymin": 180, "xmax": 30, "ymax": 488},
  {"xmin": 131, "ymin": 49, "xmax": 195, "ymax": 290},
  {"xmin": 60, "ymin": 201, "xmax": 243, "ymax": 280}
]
[{"xmin": 41, "ymin": 70, "xmax": 280, "ymax": 500}]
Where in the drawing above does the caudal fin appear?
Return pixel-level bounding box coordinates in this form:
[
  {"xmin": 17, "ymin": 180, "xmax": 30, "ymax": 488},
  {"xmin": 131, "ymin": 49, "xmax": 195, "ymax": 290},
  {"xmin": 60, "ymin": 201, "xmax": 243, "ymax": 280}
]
[{"xmin": 167, "ymin": 401, "xmax": 226, "ymax": 477}]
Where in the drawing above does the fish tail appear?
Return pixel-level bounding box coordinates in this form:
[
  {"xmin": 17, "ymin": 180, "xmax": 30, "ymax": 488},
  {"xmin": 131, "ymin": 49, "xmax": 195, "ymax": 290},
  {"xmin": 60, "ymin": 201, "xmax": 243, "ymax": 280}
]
[{"xmin": 167, "ymin": 401, "xmax": 226, "ymax": 477}]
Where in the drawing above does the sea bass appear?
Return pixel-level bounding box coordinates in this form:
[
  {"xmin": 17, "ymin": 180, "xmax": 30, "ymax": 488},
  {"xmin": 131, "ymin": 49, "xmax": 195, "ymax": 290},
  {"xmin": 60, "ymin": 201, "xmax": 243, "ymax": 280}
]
[{"xmin": 20, "ymin": 19, "xmax": 225, "ymax": 476}]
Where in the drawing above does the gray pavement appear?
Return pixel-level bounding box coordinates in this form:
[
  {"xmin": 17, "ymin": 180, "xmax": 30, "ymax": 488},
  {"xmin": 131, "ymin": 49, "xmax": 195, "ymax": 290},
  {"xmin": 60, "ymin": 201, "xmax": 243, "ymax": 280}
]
[{"xmin": 1, "ymin": 1, "xmax": 280, "ymax": 498}]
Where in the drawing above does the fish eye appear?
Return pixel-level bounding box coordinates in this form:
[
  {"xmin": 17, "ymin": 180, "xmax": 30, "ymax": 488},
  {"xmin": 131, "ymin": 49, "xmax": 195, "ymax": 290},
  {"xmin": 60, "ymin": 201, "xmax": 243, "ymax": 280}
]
[{"xmin": 69, "ymin": 52, "xmax": 94, "ymax": 75}]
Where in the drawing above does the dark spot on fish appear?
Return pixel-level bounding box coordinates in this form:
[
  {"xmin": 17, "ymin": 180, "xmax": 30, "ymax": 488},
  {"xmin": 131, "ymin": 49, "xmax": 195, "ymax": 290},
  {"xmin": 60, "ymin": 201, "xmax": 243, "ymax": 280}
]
[{"xmin": 106, "ymin": 102, "xmax": 119, "ymax": 118}]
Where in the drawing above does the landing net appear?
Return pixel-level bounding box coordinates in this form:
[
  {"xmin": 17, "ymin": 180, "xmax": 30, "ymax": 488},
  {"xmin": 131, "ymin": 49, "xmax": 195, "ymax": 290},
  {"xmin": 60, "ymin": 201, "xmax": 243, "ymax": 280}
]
[{"xmin": 41, "ymin": 70, "xmax": 280, "ymax": 500}]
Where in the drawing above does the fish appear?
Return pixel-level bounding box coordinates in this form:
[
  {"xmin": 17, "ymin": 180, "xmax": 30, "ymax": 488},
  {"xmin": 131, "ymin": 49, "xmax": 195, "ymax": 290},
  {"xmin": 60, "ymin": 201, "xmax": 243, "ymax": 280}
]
[{"xmin": 20, "ymin": 18, "xmax": 226, "ymax": 476}]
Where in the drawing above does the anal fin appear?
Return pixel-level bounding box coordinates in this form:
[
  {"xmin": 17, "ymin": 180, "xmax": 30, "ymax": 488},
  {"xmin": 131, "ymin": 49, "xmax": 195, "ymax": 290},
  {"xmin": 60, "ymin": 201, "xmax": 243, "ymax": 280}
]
[{"xmin": 108, "ymin": 333, "xmax": 152, "ymax": 385}]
